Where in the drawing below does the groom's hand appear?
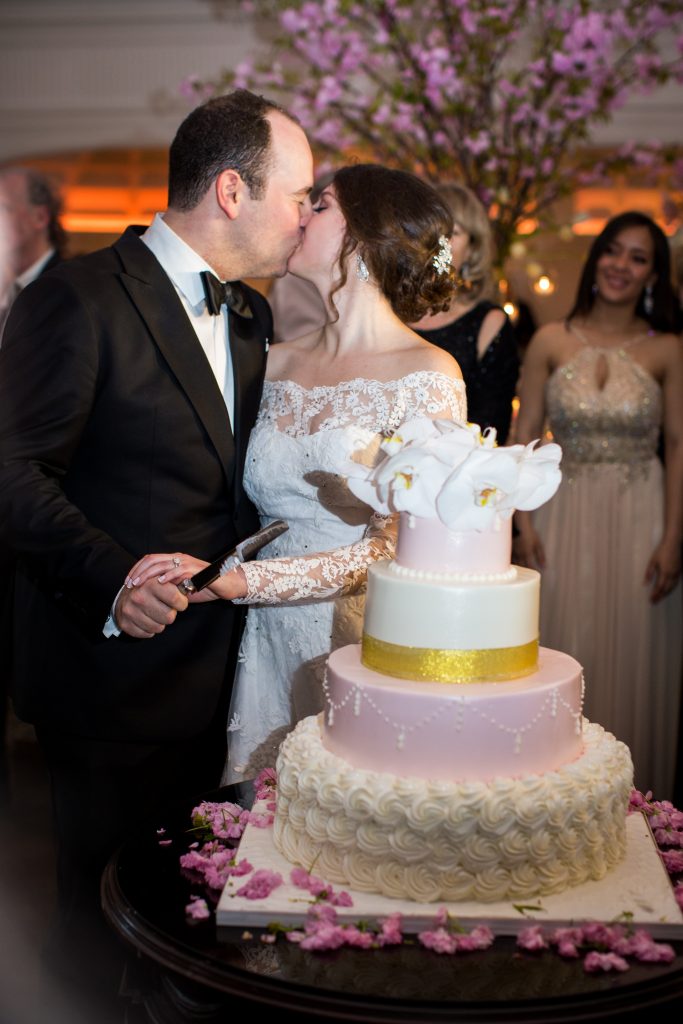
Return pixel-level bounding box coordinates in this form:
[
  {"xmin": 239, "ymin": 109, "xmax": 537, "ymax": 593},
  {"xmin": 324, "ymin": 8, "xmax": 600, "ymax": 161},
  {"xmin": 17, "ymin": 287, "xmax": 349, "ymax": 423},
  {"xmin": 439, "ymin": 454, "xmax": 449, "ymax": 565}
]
[{"xmin": 115, "ymin": 579, "xmax": 189, "ymax": 639}]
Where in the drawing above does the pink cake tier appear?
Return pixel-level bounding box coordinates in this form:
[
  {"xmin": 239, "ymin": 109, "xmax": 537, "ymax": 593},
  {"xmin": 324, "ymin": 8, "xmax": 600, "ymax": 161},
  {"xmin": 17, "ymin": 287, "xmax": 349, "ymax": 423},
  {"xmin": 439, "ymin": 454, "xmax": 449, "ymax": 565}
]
[
  {"xmin": 323, "ymin": 645, "xmax": 584, "ymax": 782},
  {"xmin": 395, "ymin": 512, "xmax": 512, "ymax": 577}
]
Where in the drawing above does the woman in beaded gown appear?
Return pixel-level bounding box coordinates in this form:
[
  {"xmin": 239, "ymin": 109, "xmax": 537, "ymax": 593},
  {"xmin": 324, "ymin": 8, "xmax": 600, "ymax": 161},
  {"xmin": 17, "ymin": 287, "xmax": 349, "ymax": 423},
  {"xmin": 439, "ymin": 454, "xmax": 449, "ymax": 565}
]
[
  {"xmin": 129, "ymin": 165, "xmax": 466, "ymax": 782},
  {"xmin": 411, "ymin": 184, "xmax": 519, "ymax": 443},
  {"xmin": 514, "ymin": 212, "xmax": 683, "ymax": 800}
]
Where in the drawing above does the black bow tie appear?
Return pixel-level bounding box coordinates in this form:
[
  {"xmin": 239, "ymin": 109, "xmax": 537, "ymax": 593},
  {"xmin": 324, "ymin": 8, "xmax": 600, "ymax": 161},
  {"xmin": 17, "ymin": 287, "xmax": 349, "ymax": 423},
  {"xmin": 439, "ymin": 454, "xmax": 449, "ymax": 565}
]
[{"xmin": 200, "ymin": 271, "xmax": 253, "ymax": 319}]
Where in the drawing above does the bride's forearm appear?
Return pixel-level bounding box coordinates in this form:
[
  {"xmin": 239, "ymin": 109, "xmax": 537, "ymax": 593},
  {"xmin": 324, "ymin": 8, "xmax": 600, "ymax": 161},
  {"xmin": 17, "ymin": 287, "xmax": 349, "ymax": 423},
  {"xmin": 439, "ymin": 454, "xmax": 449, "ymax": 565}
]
[{"xmin": 232, "ymin": 515, "xmax": 398, "ymax": 606}]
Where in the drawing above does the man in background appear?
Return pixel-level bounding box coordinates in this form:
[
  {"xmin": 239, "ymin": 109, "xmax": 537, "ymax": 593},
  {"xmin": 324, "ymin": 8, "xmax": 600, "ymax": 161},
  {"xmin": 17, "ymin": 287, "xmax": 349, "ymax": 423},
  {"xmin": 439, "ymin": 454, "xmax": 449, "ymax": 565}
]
[
  {"xmin": 0, "ymin": 167, "xmax": 66, "ymax": 803},
  {"xmin": 0, "ymin": 166, "xmax": 66, "ymax": 339}
]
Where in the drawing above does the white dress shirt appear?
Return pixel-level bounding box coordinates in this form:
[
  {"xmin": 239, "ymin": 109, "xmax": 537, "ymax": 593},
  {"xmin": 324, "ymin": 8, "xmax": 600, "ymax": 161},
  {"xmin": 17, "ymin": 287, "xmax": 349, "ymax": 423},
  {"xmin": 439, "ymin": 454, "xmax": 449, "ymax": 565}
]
[{"xmin": 141, "ymin": 213, "xmax": 235, "ymax": 426}]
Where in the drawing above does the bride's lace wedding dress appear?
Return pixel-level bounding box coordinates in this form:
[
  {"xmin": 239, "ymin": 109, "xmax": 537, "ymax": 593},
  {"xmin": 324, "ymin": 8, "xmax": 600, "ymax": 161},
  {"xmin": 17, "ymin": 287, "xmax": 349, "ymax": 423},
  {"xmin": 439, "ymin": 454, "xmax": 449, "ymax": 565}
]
[{"xmin": 222, "ymin": 370, "xmax": 466, "ymax": 783}]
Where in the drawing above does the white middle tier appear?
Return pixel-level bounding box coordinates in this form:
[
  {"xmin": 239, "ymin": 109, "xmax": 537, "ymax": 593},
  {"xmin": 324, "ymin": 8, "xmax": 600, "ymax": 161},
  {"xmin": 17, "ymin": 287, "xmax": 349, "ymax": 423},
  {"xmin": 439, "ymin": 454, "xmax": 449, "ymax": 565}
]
[{"xmin": 362, "ymin": 560, "xmax": 540, "ymax": 683}]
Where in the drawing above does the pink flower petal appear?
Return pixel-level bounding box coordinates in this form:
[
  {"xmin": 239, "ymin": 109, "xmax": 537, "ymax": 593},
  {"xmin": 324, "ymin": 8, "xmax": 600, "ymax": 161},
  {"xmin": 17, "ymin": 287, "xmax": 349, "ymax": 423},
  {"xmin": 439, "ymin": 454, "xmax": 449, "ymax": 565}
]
[
  {"xmin": 517, "ymin": 925, "xmax": 548, "ymax": 951},
  {"xmin": 185, "ymin": 897, "xmax": 210, "ymax": 921},
  {"xmin": 584, "ymin": 951, "xmax": 629, "ymax": 973}
]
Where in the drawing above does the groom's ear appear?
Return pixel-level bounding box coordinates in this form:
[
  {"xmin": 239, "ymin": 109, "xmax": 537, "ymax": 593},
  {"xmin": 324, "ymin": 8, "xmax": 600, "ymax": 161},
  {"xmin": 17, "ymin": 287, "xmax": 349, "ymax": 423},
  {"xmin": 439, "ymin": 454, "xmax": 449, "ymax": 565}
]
[{"xmin": 215, "ymin": 169, "xmax": 246, "ymax": 221}]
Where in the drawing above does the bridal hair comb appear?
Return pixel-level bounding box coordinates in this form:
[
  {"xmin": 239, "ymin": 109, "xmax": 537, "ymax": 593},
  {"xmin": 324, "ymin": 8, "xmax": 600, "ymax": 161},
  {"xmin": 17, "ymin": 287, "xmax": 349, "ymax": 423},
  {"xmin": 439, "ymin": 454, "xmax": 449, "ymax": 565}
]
[{"xmin": 432, "ymin": 235, "xmax": 453, "ymax": 276}]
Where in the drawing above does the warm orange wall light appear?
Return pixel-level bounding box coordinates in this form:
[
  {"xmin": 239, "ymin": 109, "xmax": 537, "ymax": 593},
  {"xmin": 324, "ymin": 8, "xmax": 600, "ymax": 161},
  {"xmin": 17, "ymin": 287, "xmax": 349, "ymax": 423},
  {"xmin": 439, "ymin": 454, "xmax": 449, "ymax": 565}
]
[
  {"xmin": 572, "ymin": 186, "xmax": 682, "ymax": 236},
  {"xmin": 61, "ymin": 184, "xmax": 167, "ymax": 233},
  {"xmin": 62, "ymin": 214, "xmax": 152, "ymax": 233}
]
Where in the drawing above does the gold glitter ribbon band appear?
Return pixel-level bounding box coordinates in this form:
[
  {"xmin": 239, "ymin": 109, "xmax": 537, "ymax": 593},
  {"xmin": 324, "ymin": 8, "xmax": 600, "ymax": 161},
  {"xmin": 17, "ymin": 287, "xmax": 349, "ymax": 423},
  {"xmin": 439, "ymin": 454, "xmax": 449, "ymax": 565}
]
[{"xmin": 361, "ymin": 634, "xmax": 539, "ymax": 683}]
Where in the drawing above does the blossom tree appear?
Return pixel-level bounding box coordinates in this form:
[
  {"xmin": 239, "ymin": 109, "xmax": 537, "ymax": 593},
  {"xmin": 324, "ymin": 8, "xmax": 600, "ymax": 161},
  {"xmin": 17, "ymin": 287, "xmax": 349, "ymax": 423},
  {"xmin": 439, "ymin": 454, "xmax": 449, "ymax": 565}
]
[{"xmin": 189, "ymin": 0, "xmax": 683, "ymax": 262}]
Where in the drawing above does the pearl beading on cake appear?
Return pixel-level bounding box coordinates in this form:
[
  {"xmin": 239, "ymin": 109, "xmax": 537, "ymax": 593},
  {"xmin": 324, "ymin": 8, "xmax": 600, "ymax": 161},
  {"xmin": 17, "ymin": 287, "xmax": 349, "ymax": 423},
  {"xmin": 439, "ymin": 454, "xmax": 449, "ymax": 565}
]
[
  {"xmin": 323, "ymin": 673, "xmax": 583, "ymax": 756},
  {"xmin": 389, "ymin": 562, "xmax": 518, "ymax": 583}
]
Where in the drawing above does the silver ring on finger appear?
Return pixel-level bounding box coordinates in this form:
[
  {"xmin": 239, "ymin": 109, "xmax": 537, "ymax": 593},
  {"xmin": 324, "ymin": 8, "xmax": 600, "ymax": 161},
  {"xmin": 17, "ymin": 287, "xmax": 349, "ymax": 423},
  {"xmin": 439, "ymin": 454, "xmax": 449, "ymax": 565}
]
[{"xmin": 172, "ymin": 556, "xmax": 181, "ymax": 569}]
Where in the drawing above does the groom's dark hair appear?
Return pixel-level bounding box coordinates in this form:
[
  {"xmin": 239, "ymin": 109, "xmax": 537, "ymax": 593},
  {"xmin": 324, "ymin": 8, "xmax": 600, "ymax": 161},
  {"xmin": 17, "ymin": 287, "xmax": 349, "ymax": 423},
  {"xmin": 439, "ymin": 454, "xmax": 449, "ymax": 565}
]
[{"xmin": 168, "ymin": 89, "xmax": 295, "ymax": 210}]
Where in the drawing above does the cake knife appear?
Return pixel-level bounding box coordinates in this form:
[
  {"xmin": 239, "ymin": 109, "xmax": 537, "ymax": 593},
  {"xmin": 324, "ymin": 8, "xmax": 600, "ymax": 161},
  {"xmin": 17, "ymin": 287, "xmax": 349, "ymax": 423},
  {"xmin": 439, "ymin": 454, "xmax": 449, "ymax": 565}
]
[{"xmin": 177, "ymin": 519, "xmax": 288, "ymax": 596}]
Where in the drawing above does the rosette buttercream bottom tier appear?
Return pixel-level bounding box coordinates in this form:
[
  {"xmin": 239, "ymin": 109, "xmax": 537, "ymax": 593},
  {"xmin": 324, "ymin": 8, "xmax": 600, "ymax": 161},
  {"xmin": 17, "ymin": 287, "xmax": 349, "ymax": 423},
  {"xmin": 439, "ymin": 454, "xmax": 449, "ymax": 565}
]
[{"xmin": 273, "ymin": 716, "xmax": 633, "ymax": 904}]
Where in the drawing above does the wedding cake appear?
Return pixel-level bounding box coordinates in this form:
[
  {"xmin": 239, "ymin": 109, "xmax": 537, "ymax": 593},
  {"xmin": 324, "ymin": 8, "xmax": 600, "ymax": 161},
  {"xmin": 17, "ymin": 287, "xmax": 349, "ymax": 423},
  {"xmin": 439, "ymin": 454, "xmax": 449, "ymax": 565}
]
[{"xmin": 273, "ymin": 420, "xmax": 633, "ymax": 903}]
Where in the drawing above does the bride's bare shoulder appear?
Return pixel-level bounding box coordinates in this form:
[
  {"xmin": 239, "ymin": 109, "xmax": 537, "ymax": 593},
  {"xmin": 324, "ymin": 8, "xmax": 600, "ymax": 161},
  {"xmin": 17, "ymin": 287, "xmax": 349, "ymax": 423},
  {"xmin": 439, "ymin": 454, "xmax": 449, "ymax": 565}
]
[
  {"xmin": 265, "ymin": 332, "xmax": 319, "ymax": 380},
  {"xmin": 402, "ymin": 337, "xmax": 464, "ymax": 381}
]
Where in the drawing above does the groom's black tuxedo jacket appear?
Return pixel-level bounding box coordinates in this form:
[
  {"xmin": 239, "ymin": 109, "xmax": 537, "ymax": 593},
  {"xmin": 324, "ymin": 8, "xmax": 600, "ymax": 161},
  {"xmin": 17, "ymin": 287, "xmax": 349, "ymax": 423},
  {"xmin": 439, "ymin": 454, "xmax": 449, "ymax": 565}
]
[{"xmin": 0, "ymin": 227, "xmax": 270, "ymax": 743}]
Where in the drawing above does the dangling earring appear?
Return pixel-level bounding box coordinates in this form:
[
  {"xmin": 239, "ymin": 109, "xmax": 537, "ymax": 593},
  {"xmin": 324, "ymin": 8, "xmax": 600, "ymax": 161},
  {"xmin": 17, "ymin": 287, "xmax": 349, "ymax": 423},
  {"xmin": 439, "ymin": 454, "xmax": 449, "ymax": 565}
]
[
  {"xmin": 455, "ymin": 260, "xmax": 471, "ymax": 292},
  {"xmin": 591, "ymin": 282, "xmax": 598, "ymax": 297},
  {"xmin": 643, "ymin": 283, "xmax": 654, "ymax": 316},
  {"xmin": 356, "ymin": 253, "xmax": 369, "ymax": 283}
]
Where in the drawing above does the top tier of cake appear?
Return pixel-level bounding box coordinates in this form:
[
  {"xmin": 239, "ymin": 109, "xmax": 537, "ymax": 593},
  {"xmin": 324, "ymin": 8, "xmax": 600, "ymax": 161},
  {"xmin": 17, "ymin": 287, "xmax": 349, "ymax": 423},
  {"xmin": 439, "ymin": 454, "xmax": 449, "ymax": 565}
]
[{"xmin": 395, "ymin": 512, "xmax": 513, "ymax": 579}]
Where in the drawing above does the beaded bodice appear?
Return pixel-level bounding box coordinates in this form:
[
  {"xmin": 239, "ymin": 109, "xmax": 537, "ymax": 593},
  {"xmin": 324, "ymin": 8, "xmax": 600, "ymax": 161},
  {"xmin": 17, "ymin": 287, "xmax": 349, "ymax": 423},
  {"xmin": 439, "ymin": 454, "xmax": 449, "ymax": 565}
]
[{"xmin": 546, "ymin": 337, "xmax": 661, "ymax": 467}]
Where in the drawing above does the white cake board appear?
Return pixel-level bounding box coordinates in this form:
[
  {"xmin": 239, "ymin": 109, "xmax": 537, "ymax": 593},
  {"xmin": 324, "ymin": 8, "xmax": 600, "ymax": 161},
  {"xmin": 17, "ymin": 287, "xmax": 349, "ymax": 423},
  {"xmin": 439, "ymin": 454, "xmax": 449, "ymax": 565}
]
[{"xmin": 216, "ymin": 810, "xmax": 683, "ymax": 939}]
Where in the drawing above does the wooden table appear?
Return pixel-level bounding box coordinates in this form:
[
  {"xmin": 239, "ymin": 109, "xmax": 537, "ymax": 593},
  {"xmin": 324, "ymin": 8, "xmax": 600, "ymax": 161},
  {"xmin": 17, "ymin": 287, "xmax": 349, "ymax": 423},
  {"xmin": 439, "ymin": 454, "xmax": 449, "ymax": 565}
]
[{"xmin": 102, "ymin": 782, "xmax": 683, "ymax": 1022}]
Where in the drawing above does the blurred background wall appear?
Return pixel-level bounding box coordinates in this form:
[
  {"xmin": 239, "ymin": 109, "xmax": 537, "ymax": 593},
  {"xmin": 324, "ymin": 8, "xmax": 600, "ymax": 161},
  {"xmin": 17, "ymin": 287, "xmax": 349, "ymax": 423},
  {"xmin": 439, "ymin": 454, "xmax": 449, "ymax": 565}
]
[{"xmin": 1, "ymin": 0, "xmax": 682, "ymax": 321}]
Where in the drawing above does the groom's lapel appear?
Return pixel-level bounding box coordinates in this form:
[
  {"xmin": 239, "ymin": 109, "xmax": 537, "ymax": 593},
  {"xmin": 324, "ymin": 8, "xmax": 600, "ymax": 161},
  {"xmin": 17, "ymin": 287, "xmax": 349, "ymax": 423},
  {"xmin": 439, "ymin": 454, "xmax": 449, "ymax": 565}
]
[
  {"xmin": 114, "ymin": 228, "xmax": 236, "ymax": 485},
  {"xmin": 228, "ymin": 303, "xmax": 267, "ymax": 506}
]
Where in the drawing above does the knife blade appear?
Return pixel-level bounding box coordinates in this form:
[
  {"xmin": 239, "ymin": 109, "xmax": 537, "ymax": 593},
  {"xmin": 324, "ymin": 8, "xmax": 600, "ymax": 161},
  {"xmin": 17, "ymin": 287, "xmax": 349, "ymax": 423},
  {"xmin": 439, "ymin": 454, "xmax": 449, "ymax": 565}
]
[{"xmin": 177, "ymin": 519, "xmax": 289, "ymax": 596}]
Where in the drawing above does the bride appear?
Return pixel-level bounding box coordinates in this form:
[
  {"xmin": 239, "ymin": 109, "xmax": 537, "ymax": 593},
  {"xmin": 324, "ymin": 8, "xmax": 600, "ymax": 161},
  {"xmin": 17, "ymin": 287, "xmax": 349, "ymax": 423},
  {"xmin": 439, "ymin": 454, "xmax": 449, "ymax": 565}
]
[{"xmin": 129, "ymin": 164, "xmax": 467, "ymax": 781}]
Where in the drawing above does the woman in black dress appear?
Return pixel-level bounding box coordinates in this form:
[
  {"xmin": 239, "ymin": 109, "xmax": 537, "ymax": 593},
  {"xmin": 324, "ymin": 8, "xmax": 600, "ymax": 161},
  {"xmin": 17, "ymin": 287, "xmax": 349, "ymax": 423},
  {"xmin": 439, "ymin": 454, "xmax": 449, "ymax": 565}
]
[{"xmin": 411, "ymin": 184, "xmax": 519, "ymax": 443}]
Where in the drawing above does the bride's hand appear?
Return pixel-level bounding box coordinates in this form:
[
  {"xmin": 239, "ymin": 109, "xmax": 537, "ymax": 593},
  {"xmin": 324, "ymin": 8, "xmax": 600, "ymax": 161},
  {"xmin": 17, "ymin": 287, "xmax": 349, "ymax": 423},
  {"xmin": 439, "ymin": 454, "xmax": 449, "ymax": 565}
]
[
  {"xmin": 126, "ymin": 553, "xmax": 209, "ymax": 589},
  {"xmin": 207, "ymin": 566, "xmax": 248, "ymax": 601}
]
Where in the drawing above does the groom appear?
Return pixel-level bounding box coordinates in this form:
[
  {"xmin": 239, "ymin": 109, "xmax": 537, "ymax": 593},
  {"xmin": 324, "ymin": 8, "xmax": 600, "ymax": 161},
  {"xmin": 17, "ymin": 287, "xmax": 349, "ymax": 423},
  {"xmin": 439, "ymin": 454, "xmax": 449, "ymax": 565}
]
[{"xmin": 0, "ymin": 89, "xmax": 313, "ymax": 958}]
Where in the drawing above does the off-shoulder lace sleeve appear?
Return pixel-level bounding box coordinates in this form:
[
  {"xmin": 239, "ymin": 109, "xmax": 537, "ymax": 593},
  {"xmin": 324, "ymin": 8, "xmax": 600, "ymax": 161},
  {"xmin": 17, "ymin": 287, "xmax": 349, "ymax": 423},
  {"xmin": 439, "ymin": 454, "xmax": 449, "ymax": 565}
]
[
  {"xmin": 403, "ymin": 372, "xmax": 467, "ymax": 425},
  {"xmin": 235, "ymin": 512, "xmax": 397, "ymax": 605},
  {"xmin": 265, "ymin": 370, "xmax": 466, "ymax": 435}
]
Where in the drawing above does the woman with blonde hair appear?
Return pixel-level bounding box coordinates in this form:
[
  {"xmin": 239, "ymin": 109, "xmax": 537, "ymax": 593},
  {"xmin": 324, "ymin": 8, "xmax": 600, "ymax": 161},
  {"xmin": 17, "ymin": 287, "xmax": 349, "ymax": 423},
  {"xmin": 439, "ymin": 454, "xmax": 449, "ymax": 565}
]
[{"xmin": 412, "ymin": 182, "xmax": 519, "ymax": 442}]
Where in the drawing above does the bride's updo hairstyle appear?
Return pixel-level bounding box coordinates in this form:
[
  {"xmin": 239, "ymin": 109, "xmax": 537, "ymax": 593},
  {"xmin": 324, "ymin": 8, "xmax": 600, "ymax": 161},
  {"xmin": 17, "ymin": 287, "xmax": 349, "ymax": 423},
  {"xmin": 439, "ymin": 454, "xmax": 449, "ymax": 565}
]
[{"xmin": 330, "ymin": 164, "xmax": 456, "ymax": 322}]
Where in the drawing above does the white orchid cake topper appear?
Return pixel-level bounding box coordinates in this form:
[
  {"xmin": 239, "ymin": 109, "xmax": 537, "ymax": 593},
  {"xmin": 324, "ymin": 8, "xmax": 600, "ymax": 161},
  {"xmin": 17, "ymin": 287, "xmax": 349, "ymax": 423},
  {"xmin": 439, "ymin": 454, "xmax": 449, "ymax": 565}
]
[{"xmin": 346, "ymin": 418, "xmax": 562, "ymax": 531}]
